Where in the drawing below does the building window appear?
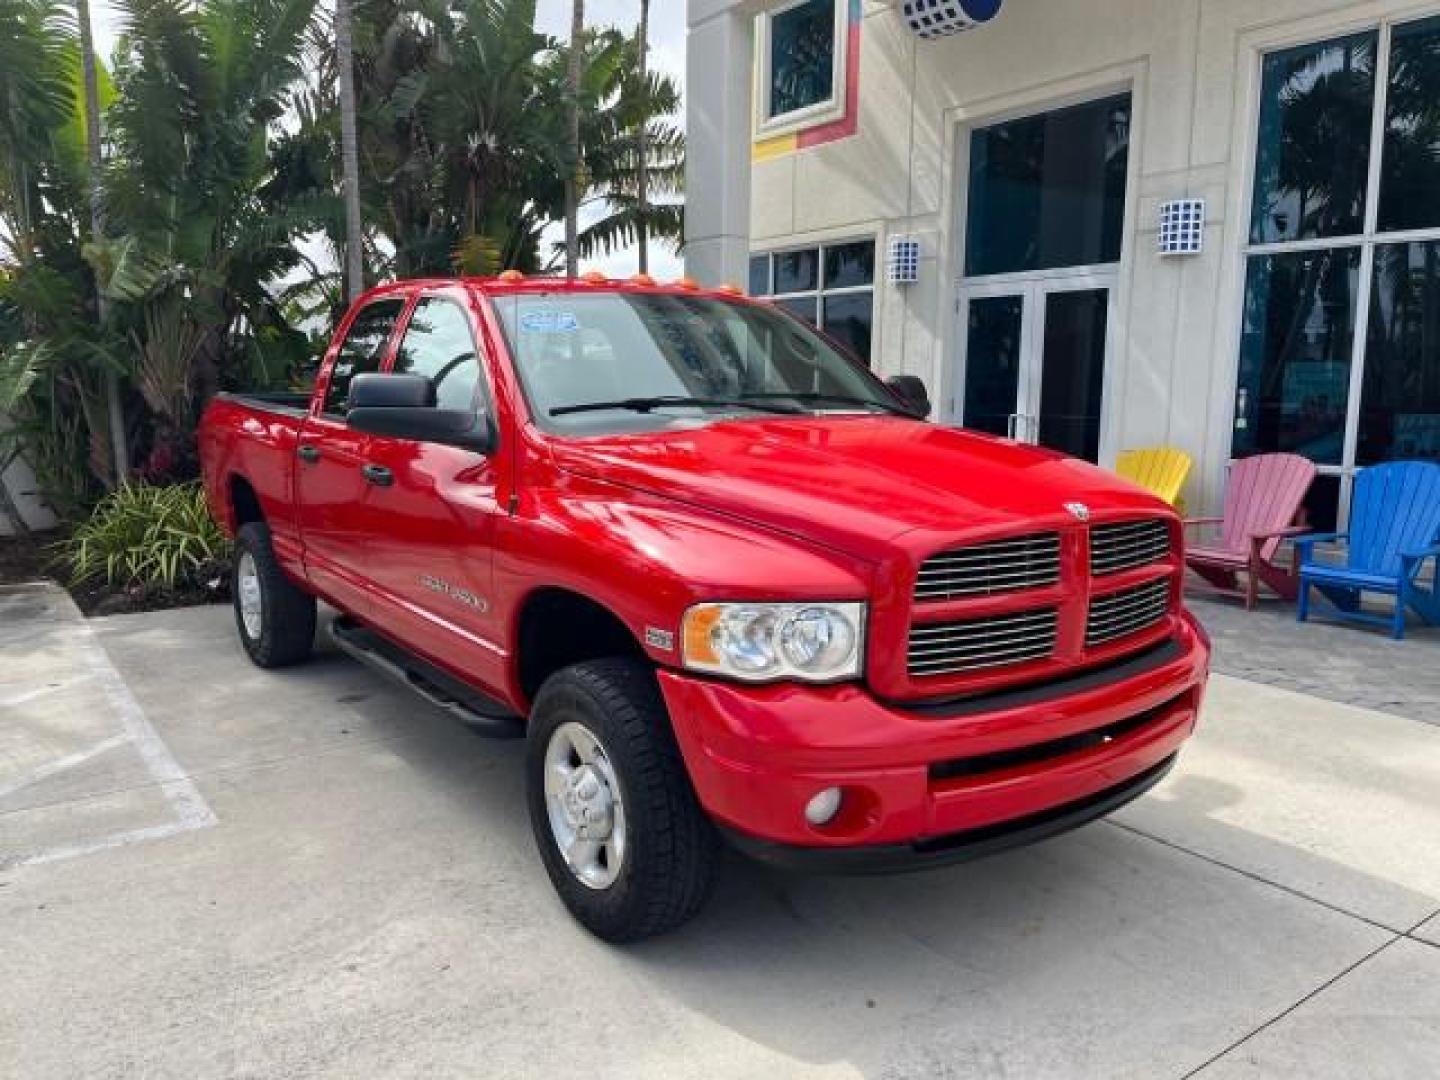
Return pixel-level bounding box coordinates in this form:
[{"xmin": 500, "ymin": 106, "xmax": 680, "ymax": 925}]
[
  {"xmin": 966, "ymin": 94, "xmax": 1132, "ymax": 277},
  {"xmin": 1239, "ymin": 16, "xmax": 1440, "ymax": 527},
  {"xmin": 750, "ymin": 240, "xmax": 875, "ymax": 363},
  {"xmin": 756, "ymin": 0, "xmax": 847, "ymax": 137}
]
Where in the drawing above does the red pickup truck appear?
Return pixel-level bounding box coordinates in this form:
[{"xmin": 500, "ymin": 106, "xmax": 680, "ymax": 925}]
[{"xmin": 199, "ymin": 274, "xmax": 1209, "ymax": 940}]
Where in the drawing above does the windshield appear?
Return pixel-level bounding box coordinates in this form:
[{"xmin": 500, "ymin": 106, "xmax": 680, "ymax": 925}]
[{"xmin": 493, "ymin": 292, "xmax": 907, "ymax": 434}]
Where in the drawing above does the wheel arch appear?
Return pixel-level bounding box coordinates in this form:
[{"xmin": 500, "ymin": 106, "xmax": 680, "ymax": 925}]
[
  {"xmin": 515, "ymin": 587, "xmax": 649, "ymax": 704},
  {"xmin": 228, "ymin": 473, "xmax": 264, "ymax": 531}
]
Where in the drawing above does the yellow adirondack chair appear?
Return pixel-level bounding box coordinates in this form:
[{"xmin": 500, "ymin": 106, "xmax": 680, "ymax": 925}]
[{"xmin": 1115, "ymin": 446, "xmax": 1193, "ymax": 510}]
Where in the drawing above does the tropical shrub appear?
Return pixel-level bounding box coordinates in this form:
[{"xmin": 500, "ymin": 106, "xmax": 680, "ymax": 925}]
[{"xmin": 61, "ymin": 481, "xmax": 230, "ymax": 591}]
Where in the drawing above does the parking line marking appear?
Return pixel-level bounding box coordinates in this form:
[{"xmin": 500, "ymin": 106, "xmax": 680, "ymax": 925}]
[
  {"xmin": 4, "ymin": 819, "xmax": 207, "ymax": 870},
  {"xmin": 1, "ymin": 620, "xmax": 217, "ymax": 870},
  {"xmin": 71, "ymin": 622, "xmax": 217, "ymax": 832},
  {"xmin": 0, "ymin": 733, "xmax": 132, "ymax": 802},
  {"xmin": 0, "ymin": 674, "xmax": 96, "ymax": 710}
]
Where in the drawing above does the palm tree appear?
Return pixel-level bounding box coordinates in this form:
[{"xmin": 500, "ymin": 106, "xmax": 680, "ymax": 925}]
[
  {"xmin": 96, "ymin": 0, "xmax": 322, "ymax": 451},
  {"xmin": 634, "ymin": 0, "xmax": 649, "ymax": 274},
  {"xmin": 75, "ymin": 0, "xmax": 128, "ymax": 480},
  {"xmin": 0, "ymin": 0, "xmax": 124, "ymax": 504},
  {"xmin": 0, "ymin": 0, "xmax": 73, "ymax": 263},
  {"xmin": 570, "ymin": 26, "xmax": 684, "ymax": 263},
  {"xmin": 565, "ymin": 0, "xmax": 583, "ymax": 277},
  {"xmin": 335, "ymin": 0, "xmax": 363, "ymax": 302},
  {"xmin": 333, "ymin": 0, "xmax": 564, "ymax": 277}
]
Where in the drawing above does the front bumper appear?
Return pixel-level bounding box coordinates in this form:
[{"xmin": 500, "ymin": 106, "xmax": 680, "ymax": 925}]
[{"xmin": 657, "ymin": 611, "xmax": 1209, "ymax": 862}]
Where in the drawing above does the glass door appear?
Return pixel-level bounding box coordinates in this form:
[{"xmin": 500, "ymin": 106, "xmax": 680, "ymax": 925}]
[
  {"xmin": 957, "ymin": 277, "xmax": 1113, "ymax": 461},
  {"xmin": 960, "ymin": 290, "xmax": 1030, "ymax": 440},
  {"xmin": 954, "ymin": 90, "xmax": 1131, "ymax": 465},
  {"xmin": 1035, "ymin": 283, "xmax": 1110, "ymax": 461}
]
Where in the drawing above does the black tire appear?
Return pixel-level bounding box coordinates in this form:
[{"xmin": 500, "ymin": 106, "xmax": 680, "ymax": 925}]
[
  {"xmin": 232, "ymin": 522, "xmax": 317, "ymax": 668},
  {"xmin": 526, "ymin": 658, "xmax": 719, "ymax": 942}
]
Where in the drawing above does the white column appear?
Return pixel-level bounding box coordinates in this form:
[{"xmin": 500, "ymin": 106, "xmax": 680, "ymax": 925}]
[{"xmin": 684, "ymin": 2, "xmax": 756, "ymax": 287}]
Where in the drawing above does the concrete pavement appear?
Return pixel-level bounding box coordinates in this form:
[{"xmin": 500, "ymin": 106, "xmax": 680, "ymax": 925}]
[{"xmin": 1, "ymin": 584, "xmax": 1437, "ymax": 1079}]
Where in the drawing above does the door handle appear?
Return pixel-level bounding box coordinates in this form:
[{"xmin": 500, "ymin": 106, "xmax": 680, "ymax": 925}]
[
  {"xmin": 297, "ymin": 444, "xmax": 320, "ymax": 464},
  {"xmin": 361, "ymin": 463, "xmax": 394, "ymax": 487}
]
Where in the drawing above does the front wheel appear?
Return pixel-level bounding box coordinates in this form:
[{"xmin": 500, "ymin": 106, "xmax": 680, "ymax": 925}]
[
  {"xmin": 232, "ymin": 522, "xmax": 316, "ymax": 668},
  {"xmin": 526, "ymin": 659, "xmax": 719, "ymax": 941}
]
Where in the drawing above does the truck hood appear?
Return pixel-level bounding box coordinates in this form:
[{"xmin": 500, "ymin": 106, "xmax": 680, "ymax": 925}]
[{"xmin": 549, "ymin": 417, "xmax": 1165, "ymax": 560}]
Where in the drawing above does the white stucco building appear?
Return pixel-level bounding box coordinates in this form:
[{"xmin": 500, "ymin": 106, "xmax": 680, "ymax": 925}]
[{"xmin": 685, "ymin": 0, "xmax": 1440, "ymax": 527}]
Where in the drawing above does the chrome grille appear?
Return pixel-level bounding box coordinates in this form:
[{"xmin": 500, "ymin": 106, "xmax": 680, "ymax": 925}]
[
  {"xmin": 1086, "ymin": 578, "xmax": 1170, "ymax": 648},
  {"xmin": 1090, "ymin": 519, "xmax": 1171, "ymax": 576},
  {"xmin": 915, "ymin": 533, "xmax": 1061, "ymax": 601},
  {"xmin": 908, "ymin": 608, "xmax": 1059, "ymax": 677}
]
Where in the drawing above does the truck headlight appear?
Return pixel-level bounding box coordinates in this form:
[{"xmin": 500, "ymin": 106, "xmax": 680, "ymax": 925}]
[{"xmin": 681, "ymin": 602, "xmax": 865, "ymax": 683}]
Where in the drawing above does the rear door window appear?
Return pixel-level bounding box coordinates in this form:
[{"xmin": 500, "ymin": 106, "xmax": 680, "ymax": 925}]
[
  {"xmin": 391, "ymin": 297, "xmax": 484, "ymax": 411},
  {"xmin": 323, "ymin": 298, "xmax": 406, "ymax": 416}
]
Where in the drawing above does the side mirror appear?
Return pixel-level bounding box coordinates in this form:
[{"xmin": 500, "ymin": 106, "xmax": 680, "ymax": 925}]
[
  {"xmin": 349, "ymin": 372, "xmax": 435, "ymax": 410},
  {"xmin": 887, "ymin": 375, "xmax": 932, "ymax": 419},
  {"xmin": 346, "ymin": 373, "xmax": 495, "ymax": 453}
]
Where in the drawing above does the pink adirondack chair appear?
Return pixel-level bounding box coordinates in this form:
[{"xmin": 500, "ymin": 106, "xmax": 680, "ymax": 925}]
[{"xmin": 1184, "ymin": 453, "xmax": 1317, "ymax": 610}]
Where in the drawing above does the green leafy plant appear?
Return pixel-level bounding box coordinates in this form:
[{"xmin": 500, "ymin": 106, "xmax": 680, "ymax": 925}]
[{"xmin": 61, "ymin": 481, "xmax": 230, "ymax": 592}]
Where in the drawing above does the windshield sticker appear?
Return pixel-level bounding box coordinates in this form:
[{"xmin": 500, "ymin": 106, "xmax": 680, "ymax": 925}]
[{"xmin": 520, "ymin": 311, "xmax": 579, "ymax": 333}]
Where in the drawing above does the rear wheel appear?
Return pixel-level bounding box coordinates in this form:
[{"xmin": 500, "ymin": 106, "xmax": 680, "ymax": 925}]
[
  {"xmin": 232, "ymin": 522, "xmax": 316, "ymax": 668},
  {"xmin": 526, "ymin": 658, "xmax": 719, "ymax": 941}
]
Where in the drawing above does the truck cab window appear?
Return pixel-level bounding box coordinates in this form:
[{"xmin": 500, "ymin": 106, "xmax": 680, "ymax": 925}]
[
  {"xmin": 392, "ymin": 297, "xmax": 483, "ymax": 412},
  {"xmin": 323, "ymin": 298, "xmax": 406, "ymax": 415},
  {"xmin": 495, "ymin": 292, "xmax": 896, "ymax": 434}
]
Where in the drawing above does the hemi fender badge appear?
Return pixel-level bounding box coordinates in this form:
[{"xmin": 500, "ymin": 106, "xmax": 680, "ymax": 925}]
[{"xmin": 645, "ymin": 627, "xmax": 675, "ymax": 651}]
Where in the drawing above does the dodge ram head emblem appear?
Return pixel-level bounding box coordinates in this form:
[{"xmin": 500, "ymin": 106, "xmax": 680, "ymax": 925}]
[{"xmin": 1064, "ymin": 502, "xmax": 1091, "ymax": 522}]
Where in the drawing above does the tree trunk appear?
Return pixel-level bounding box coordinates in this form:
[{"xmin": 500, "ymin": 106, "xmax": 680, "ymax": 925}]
[
  {"xmin": 635, "ymin": 0, "xmax": 650, "ymax": 275},
  {"xmin": 336, "ymin": 0, "xmax": 365, "ymax": 302},
  {"xmin": 565, "ymin": 0, "xmax": 584, "ymax": 278},
  {"xmin": 76, "ymin": 0, "xmax": 128, "ymax": 486}
]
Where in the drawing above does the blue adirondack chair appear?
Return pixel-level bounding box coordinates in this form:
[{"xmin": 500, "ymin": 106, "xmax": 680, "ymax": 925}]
[{"xmin": 1296, "ymin": 461, "xmax": 1440, "ymax": 639}]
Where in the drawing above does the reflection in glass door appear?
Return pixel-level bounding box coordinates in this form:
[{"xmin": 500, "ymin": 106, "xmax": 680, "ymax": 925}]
[
  {"xmin": 958, "ymin": 281, "xmax": 1112, "ymax": 462},
  {"xmin": 1038, "ymin": 289, "xmax": 1109, "ymax": 461},
  {"xmin": 962, "ymin": 295, "xmax": 1025, "ymax": 439}
]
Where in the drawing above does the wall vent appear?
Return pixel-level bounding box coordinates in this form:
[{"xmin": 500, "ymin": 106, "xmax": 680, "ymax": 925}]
[
  {"xmin": 887, "ymin": 236, "xmax": 921, "ymax": 284},
  {"xmin": 1158, "ymin": 198, "xmax": 1206, "ymax": 256}
]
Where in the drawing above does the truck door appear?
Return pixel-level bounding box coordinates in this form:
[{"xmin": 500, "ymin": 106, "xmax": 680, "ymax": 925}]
[
  {"xmin": 358, "ymin": 288, "xmax": 509, "ymax": 694},
  {"xmin": 296, "ymin": 295, "xmax": 408, "ymax": 617}
]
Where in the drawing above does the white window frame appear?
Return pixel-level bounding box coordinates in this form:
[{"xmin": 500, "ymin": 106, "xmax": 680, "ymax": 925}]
[
  {"xmin": 1233, "ymin": 11, "xmax": 1440, "ymax": 528},
  {"xmin": 752, "ymin": 239, "xmax": 878, "ymax": 361},
  {"xmin": 753, "ymin": 0, "xmax": 848, "ymax": 141}
]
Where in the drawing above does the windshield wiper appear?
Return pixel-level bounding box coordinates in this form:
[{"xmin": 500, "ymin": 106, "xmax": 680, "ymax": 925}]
[
  {"xmin": 741, "ymin": 391, "xmax": 915, "ymax": 417},
  {"xmin": 550, "ymin": 395, "xmax": 805, "ymax": 418}
]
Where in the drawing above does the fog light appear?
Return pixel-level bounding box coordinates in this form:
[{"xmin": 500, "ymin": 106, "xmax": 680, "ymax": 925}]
[{"xmin": 804, "ymin": 787, "xmax": 843, "ymax": 826}]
